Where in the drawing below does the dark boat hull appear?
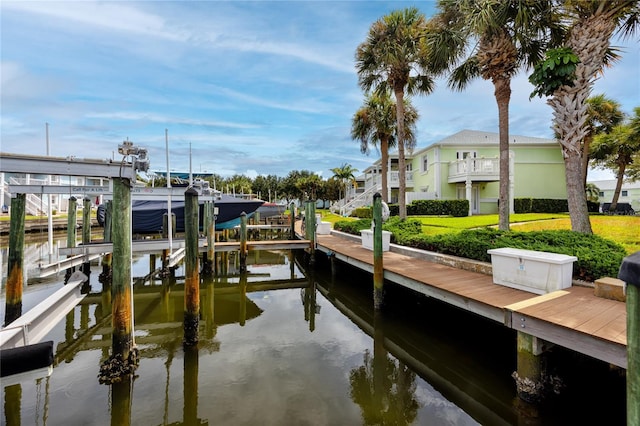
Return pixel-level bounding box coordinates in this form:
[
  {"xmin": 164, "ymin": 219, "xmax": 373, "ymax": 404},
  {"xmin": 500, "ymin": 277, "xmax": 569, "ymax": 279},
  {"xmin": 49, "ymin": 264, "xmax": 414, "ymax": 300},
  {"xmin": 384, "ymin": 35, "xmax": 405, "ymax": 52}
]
[{"xmin": 129, "ymin": 195, "xmax": 263, "ymax": 233}]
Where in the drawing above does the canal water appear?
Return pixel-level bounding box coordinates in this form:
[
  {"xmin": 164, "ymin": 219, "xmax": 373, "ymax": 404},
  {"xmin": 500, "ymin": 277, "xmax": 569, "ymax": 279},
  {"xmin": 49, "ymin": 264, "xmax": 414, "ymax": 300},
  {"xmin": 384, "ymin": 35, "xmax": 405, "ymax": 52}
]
[{"xmin": 0, "ymin": 234, "xmax": 627, "ymax": 425}]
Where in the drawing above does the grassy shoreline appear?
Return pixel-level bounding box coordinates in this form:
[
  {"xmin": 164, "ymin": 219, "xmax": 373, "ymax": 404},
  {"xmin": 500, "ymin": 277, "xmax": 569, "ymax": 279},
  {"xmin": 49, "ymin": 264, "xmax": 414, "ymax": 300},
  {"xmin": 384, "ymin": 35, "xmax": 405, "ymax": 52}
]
[{"xmin": 318, "ymin": 211, "xmax": 639, "ymax": 255}]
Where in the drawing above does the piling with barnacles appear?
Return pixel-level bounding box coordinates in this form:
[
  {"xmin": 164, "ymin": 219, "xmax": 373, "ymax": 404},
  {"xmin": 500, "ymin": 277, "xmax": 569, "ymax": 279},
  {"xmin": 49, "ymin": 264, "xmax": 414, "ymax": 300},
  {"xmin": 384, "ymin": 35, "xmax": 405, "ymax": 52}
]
[
  {"xmin": 183, "ymin": 187, "xmax": 200, "ymax": 346},
  {"xmin": 99, "ymin": 176, "xmax": 138, "ymax": 384},
  {"xmin": 4, "ymin": 193, "xmax": 26, "ymax": 326}
]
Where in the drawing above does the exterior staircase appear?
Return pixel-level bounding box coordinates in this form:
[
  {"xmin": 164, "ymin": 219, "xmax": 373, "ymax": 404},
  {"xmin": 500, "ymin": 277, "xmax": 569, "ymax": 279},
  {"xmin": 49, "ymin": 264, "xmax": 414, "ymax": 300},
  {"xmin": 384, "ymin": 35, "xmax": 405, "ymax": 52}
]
[{"xmin": 331, "ymin": 185, "xmax": 381, "ymax": 217}]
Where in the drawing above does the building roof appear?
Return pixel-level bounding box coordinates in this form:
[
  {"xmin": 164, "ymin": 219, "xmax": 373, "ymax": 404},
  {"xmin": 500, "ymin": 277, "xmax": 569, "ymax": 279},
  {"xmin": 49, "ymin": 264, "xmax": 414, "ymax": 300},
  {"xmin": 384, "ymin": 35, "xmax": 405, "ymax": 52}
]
[
  {"xmin": 588, "ymin": 179, "xmax": 640, "ymax": 190},
  {"xmin": 429, "ymin": 129, "xmax": 557, "ymax": 148}
]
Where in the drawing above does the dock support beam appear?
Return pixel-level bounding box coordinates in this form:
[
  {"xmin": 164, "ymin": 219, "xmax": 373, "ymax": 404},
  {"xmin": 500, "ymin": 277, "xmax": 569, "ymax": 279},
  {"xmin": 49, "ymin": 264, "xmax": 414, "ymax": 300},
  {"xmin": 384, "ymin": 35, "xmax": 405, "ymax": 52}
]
[
  {"xmin": 99, "ymin": 176, "xmax": 138, "ymax": 384},
  {"xmin": 373, "ymin": 193, "xmax": 384, "ymax": 310},
  {"xmin": 184, "ymin": 187, "xmax": 200, "ymax": 346},
  {"xmin": 514, "ymin": 332, "xmax": 546, "ymax": 403},
  {"xmin": 618, "ymin": 252, "xmax": 640, "ymax": 426},
  {"xmin": 4, "ymin": 193, "xmax": 26, "ymax": 326}
]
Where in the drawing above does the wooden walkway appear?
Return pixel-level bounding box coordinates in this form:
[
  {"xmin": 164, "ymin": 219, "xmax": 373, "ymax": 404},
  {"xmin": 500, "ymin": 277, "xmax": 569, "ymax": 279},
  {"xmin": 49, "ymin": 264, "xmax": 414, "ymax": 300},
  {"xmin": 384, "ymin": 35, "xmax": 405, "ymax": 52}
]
[{"xmin": 313, "ymin": 231, "xmax": 627, "ymax": 369}]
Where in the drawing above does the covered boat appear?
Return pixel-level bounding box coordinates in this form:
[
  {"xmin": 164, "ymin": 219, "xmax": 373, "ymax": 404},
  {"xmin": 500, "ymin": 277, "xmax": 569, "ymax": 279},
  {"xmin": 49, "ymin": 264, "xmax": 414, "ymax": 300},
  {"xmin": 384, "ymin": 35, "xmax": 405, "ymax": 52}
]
[{"xmin": 98, "ymin": 193, "xmax": 264, "ymax": 232}]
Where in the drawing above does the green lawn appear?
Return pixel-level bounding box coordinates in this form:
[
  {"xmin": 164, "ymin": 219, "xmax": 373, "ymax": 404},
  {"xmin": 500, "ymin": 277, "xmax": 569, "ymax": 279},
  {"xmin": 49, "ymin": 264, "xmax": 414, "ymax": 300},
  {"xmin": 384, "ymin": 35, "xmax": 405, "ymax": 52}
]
[{"xmin": 318, "ymin": 210, "xmax": 639, "ymax": 255}]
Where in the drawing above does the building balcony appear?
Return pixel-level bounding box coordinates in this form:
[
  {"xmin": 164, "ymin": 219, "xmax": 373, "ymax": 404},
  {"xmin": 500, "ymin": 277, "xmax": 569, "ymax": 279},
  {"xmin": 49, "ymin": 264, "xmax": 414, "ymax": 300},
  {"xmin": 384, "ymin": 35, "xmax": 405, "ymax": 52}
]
[{"xmin": 448, "ymin": 157, "xmax": 500, "ymax": 183}]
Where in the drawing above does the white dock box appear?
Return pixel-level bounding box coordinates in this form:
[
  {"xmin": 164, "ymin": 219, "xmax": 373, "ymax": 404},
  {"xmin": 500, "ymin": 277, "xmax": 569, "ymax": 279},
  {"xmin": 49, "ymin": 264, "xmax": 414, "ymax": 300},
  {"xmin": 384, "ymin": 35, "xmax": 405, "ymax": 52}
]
[
  {"xmin": 487, "ymin": 247, "xmax": 577, "ymax": 294},
  {"xmin": 314, "ymin": 214, "xmax": 332, "ymax": 235},
  {"xmin": 360, "ymin": 229, "xmax": 391, "ymax": 252}
]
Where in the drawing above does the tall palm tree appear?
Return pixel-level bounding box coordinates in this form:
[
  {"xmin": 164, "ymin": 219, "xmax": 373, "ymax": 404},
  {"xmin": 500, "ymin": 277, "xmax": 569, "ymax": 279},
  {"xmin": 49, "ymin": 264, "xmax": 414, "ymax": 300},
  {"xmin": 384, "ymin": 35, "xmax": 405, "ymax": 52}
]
[
  {"xmin": 428, "ymin": 0, "xmax": 562, "ymax": 230},
  {"xmin": 356, "ymin": 7, "xmax": 435, "ymax": 219},
  {"xmin": 330, "ymin": 163, "xmax": 359, "ymax": 202},
  {"xmin": 351, "ymin": 91, "xmax": 418, "ymax": 203},
  {"xmin": 583, "ymin": 94, "xmax": 624, "ymax": 185},
  {"xmin": 541, "ymin": 1, "xmax": 639, "ymax": 233},
  {"xmin": 591, "ymin": 106, "xmax": 640, "ymax": 212}
]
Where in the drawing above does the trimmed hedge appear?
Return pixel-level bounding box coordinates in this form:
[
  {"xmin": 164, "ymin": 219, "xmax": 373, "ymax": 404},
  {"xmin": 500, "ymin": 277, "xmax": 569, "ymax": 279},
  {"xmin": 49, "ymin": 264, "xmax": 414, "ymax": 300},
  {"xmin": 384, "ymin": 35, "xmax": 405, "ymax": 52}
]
[
  {"xmin": 514, "ymin": 198, "xmax": 568, "ymax": 213},
  {"xmin": 401, "ymin": 228, "xmax": 625, "ymax": 282},
  {"xmin": 387, "ymin": 199, "xmax": 469, "ymax": 217},
  {"xmin": 407, "ymin": 199, "xmax": 469, "ymax": 217},
  {"xmin": 332, "ymin": 220, "xmax": 625, "ymax": 282}
]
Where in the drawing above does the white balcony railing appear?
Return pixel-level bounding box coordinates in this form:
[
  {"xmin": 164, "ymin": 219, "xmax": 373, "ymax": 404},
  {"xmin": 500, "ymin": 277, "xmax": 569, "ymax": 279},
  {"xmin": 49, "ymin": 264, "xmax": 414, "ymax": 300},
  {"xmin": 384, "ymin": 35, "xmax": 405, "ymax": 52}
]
[
  {"xmin": 448, "ymin": 157, "xmax": 499, "ymax": 182},
  {"xmin": 389, "ymin": 171, "xmax": 413, "ymax": 187}
]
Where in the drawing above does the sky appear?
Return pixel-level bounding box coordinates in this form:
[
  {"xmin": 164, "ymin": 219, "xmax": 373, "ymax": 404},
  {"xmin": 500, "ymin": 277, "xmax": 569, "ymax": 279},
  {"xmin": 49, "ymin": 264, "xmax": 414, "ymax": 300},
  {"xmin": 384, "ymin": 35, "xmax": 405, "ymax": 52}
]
[{"xmin": 1, "ymin": 1, "xmax": 638, "ymax": 182}]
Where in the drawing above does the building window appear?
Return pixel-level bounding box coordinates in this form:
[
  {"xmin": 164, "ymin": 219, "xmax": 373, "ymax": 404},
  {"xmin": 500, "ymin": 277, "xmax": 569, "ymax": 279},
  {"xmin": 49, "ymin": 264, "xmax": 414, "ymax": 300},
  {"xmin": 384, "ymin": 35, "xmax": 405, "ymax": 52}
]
[
  {"xmin": 421, "ymin": 154, "xmax": 428, "ymax": 172},
  {"xmin": 599, "ymin": 191, "xmax": 604, "ymax": 197},
  {"xmin": 622, "ymin": 190, "xmax": 628, "ymax": 197}
]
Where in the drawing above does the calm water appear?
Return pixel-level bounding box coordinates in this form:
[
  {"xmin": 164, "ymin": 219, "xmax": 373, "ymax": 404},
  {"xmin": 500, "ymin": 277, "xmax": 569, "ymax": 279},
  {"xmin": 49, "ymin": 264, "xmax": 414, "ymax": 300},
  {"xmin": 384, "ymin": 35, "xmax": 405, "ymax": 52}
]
[{"xmin": 0, "ymin": 234, "xmax": 627, "ymax": 425}]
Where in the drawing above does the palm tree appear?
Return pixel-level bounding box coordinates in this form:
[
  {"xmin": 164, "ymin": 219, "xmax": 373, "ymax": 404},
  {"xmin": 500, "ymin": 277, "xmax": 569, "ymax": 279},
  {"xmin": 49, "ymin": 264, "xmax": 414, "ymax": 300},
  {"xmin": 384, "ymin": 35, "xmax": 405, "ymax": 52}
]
[
  {"xmin": 583, "ymin": 95, "xmax": 624, "ymax": 186},
  {"xmin": 537, "ymin": 1, "xmax": 639, "ymax": 233},
  {"xmin": 585, "ymin": 182, "xmax": 600, "ymax": 203},
  {"xmin": 351, "ymin": 91, "xmax": 418, "ymax": 203},
  {"xmin": 356, "ymin": 7, "xmax": 435, "ymax": 219},
  {"xmin": 591, "ymin": 106, "xmax": 640, "ymax": 212},
  {"xmin": 330, "ymin": 163, "xmax": 359, "ymax": 202},
  {"xmin": 428, "ymin": 0, "xmax": 562, "ymax": 230}
]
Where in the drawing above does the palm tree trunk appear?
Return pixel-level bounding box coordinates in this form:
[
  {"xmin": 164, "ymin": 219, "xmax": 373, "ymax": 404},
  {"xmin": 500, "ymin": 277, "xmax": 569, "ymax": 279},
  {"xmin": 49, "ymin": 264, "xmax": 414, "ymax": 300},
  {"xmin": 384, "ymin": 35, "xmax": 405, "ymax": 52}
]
[
  {"xmin": 495, "ymin": 78, "xmax": 511, "ymax": 231},
  {"xmin": 550, "ymin": 14, "xmax": 616, "ymax": 234},
  {"xmin": 581, "ymin": 135, "xmax": 593, "ymax": 187},
  {"xmin": 610, "ymin": 162, "xmax": 626, "ymax": 211},
  {"xmin": 381, "ymin": 137, "xmax": 389, "ymax": 203},
  {"xmin": 394, "ymin": 87, "xmax": 407, "ymax": 219},
  {"xmin": 564, "ymin": 150, "xmax": 593, "ymax": 232}
]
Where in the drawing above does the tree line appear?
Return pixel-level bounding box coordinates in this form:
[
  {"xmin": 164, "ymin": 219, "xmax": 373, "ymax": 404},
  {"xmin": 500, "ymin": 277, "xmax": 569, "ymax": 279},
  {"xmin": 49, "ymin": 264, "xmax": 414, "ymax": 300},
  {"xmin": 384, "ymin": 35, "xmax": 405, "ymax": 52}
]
[{"xmin": 144, "ymin": 165, "xmax": 359, "ymax": 207}]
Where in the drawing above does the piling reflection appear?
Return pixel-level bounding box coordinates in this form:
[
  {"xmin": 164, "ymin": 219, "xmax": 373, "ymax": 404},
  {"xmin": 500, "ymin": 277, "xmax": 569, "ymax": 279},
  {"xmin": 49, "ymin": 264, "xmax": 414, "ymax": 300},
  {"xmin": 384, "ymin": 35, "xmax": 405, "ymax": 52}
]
[{"xmin": 349, "ymin": 312, "xmax": 419, "ymax": 425}]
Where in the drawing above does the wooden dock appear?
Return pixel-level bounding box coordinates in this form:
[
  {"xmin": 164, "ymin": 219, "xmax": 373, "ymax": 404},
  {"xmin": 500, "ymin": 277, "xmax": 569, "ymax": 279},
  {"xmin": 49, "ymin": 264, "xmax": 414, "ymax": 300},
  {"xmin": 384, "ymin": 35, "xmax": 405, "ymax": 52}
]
[{"xmin": 313, "ymin": 230, "xmax": 627, "ymax": 369}]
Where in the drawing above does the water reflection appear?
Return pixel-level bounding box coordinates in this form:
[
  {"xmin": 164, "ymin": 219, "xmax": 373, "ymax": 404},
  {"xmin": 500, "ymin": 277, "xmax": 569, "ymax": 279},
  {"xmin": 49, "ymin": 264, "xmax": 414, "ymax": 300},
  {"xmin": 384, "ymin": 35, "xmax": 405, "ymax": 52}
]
[
  {"xmin": 349, "ymin": 312, "xmax": 419, "ymax": 425},
  {"xmin": 1, "ymin": 235, "xmax": 627, "ymax": 425}
]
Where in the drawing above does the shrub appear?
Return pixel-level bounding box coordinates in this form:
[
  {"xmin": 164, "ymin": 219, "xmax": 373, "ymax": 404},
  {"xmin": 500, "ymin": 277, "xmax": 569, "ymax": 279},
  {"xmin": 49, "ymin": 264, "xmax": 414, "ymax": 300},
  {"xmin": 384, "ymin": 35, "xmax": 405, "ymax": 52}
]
[
  {"xmin": 382, "ymin": 217, "xmax": 422, "ymax": 243},
  {"xmin": 333, "ymin": 219, "xmax": 371, "ymax": 234},
  {"xmin": 406, "ymin": 199, "xmax": 469, "ymax": 217},
  {"xmin": 350, "ymin": 207, "xmax": 372, "ymax": 218},
  {"xmin": 401, "ymin": 228, "xmax": 625, "ymax": 281},
  {"xmin": 515, "ymin": 198, "xmax": 568, "ymax": 213}
]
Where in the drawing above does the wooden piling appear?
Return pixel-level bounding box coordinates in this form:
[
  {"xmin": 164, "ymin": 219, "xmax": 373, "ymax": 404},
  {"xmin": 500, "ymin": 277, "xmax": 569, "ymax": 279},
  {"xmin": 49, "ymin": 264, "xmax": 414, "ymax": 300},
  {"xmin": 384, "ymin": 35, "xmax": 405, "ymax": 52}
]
[
  {"xmin": 514, "ymin": 332, "xmax": 545, "ymax": 403},
  {"xmin": 4, "ymin": 193, "xmax": 26, "ymax": 326},
  {"xmin": 373, "ymin": 192, "xmax": 384, "ymax": 310},
  {"xmin": 65, "ymin": 196, "xmax": 77, "ymax": 281},
  {"xmin": 239, "ymin": 271, "xmax": 247, "ymax": 326},
  {"xmin": 105, "ymin": 176, "xmax": 138, "ymax": 379},
  {"xmin": 205, "ymin": 201, "xmax": 215, "ymax": 275},
  {"xmin": 618, "ymin": 252, "xmax": 640, "ymax": 426},
  {"xmin": 183, "ymin": 345, "xmax": 199, "ymax": 425},
  {"xmin": 101, "ymin": 201, "xmax": 112, "ymax": 281},
  {"xmin": 82, "ymin": 197, "xmax": 91, "ymax": 274},
  {"xmin": 67, "ymin": 196, "xmax": 77, "ymax": 249},
  {"xmin": 183, "ymin": 187, "xmax": 200, "ymax": 346},
  {"xmin": 305, "ymin": 200, "xmax": 315, "ymax": 264},
  {"xmin": 239, "ymin": 212, "xmax": 248, "ymax": 272},
  {"xmin": 111, "ymin": 379, "xmax": 132, "ymax": 426},
  {"xmin": 290, "ymin": 202, "xmax": 296, "ymax": 240}
]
